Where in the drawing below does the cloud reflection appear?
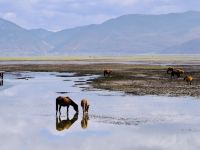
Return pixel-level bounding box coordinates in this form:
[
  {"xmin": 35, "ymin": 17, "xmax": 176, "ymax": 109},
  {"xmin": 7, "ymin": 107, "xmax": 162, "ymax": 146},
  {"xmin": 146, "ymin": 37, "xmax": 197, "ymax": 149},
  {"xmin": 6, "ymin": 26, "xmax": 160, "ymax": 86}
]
[{"xmin": 0, "ymin": 72, "xmax": 200, "ymax": 150}]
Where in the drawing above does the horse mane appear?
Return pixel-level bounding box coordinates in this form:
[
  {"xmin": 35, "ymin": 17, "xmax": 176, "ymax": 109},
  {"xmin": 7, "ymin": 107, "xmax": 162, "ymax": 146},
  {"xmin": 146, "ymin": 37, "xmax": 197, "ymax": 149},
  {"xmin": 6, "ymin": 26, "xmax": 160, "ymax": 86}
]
[{"xmin": 66, "ymin": 96, "xmax": 76, "ymax": 104}]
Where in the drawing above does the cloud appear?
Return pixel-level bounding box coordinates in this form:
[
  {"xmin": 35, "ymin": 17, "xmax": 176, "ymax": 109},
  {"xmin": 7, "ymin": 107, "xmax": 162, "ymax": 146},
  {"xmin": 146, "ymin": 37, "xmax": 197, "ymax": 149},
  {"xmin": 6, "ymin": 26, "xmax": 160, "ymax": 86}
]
[
  {"xmin": 105, "ymin": 0, "xmax": 139, "ymax": 6},
  {"xmin": 2, "ymin": 12, "xmax": 17, "ymax": 21}
]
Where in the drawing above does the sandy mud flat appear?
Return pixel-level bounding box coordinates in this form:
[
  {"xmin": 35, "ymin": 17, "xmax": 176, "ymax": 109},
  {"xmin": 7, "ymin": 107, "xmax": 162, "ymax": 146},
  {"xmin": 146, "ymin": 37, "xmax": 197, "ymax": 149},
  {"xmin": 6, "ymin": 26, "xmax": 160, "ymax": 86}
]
[{"xmin": 0, "ymin": 63, "xmax": 200, "ymax": 97}]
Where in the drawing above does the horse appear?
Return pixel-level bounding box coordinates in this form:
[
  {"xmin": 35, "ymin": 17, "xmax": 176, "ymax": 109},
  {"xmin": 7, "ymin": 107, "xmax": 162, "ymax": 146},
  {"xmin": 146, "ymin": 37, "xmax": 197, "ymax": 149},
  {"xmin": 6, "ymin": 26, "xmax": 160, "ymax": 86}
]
[
  {"xmin": 104, "ymin": 69, "xmax": 112, "ymax": 77},
  {"xmin": 81, "ymin": 113, "xmax": 89, "ymax": 129},
  {"xmin": 170, "ymin": 69, "xmax": 185, "ymax": 79},
  {"xmin": 184, "ymin": 75, "xmax": 193, "ymax": 85},
  {"xmin": 171, "ymin": 70, "xmax": 181, "ymax": 78},
  {"xmin": 56, "ymin": 112, "xmax": 78, "ymax": 131},
  {"xmin": 176, "ymin": 69, "xmax": 184, "ymax": 74},
  {"xmin": 56, "ymin": 96, "xmax": 78, "ymax": 115},
  {"xmin": 81, "ymin": 99, "xmax": 89, "ymax": 114},
  {"xmin": 167, "ymin": 67, "xmax": 174, "ymax": 74}
]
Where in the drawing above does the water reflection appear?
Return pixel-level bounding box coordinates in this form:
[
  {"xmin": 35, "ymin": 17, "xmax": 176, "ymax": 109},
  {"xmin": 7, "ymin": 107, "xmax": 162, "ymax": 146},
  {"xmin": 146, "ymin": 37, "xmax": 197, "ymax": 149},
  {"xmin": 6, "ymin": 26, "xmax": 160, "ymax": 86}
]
[
  {"xmin": 1, "ymin": 72, "xmax": 200, "ymax": 150},
  {"xmin": 0, "ymin": 72, "xmax": 3, "ymax": 86},
  {"xmin": 0, "ymin": 79, "xmax": 3, "ymax": 86},
  {"xmin": 81, "ymin": 113, "xmax": 89, "ymax": 129},
  {"xmin": 56, "ymin": 112, "xmax": 78, "ymax": 131}
]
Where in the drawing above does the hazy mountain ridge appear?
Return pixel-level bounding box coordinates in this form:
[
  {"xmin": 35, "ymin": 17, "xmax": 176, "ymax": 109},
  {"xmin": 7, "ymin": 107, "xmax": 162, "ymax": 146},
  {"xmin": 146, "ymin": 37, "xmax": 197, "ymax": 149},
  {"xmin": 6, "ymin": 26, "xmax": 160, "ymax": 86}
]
[{"xmin": 1, "ymin": 11, "xmax": 200, "ymax": 56}]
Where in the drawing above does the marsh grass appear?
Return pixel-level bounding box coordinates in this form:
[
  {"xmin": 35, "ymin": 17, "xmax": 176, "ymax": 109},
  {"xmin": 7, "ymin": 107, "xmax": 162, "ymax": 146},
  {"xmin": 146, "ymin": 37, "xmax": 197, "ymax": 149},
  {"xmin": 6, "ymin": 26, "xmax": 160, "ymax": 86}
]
[{"xmin": 0, "ymin": 55, "xmax": 199, "ymax": 62}]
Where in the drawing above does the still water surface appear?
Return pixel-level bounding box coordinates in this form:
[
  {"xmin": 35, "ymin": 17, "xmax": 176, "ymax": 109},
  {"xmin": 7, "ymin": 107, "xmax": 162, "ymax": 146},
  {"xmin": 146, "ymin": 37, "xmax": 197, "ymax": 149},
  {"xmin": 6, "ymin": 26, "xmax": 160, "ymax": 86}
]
[{"xmin": 0, "ymin": 72, "xmax": 200, "ymax": 150}]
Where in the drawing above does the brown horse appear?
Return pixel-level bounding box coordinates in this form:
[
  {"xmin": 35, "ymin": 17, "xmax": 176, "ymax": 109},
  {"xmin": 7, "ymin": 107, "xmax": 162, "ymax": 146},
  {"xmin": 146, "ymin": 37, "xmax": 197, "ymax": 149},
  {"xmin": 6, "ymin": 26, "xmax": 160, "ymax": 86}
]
[
  {"xmin": 104, "ymin": 69, "xmax": 112, "ymax": 77},
  {"xmin": 56, "ymin": 96, "xmax": 78, "ymax": 115},
  {"xmin": 176, "ymin": 69, "xmax": 184, "ymax": 74},
  {"xmin": 81, "ymin": 113, "xmax": 89, "ymax": 129},
  {"xmin": 56, "ymin": 112, "xmax": 78, "ymax": 131},
  {"xmin": 170, "ymin": 69, "xmax": 185, "ymax": 79},
  {"xmin": 167, "ymin": 67, "xmax": 174, "ymax": 74},
  {"xmin": 184, "ymin": 75, "xmax": 193, "ymax": 85},
  {"xmin": 81, "ymin": 99, "xmax": 89, "ymax": 114},
  {"xmin": 171, "ymin": 70, "xmax": 181, "ymax": 78}
]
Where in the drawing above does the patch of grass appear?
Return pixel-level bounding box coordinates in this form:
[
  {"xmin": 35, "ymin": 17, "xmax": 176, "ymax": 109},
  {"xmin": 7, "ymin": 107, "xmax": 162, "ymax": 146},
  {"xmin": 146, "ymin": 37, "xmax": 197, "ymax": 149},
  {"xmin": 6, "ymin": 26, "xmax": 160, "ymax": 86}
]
[{"xmin": 0, "ymin": 55, "xmax": 199, "ymax": 62}]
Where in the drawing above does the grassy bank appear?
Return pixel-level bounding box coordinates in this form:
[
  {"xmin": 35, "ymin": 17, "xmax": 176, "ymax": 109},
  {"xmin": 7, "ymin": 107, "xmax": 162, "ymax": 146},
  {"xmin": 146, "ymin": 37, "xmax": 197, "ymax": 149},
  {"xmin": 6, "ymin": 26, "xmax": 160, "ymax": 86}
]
[{"xmin": 0, "ymin": 55, "xmax": 199, "ymax": 63}]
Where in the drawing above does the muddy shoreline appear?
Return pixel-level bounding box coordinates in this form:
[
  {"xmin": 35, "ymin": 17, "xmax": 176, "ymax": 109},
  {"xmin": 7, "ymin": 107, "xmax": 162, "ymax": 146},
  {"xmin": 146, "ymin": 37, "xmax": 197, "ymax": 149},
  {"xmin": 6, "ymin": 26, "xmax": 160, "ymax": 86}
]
[{"xmin": 1, "ymin": 63, "xmax": 200, "ymax": 97}]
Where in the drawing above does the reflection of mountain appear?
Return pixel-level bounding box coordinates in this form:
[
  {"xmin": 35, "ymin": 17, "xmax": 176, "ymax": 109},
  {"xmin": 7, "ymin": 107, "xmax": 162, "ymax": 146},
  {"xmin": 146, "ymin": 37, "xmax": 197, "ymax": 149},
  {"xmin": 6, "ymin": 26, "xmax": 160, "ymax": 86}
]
[
  {"xmin": 56, "ymin": 112, "xmax": 78, "ymax": 131},
  {"xmin": 2, "ymin": 11, "xmax": 200, "ymax": 55}
]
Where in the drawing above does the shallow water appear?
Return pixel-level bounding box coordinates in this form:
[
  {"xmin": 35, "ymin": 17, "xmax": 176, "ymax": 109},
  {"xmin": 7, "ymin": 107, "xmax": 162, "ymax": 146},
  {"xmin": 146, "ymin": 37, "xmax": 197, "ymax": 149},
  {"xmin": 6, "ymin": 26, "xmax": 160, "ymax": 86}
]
[{"xmin": 1, "ymin": 72, "xmax": 200, "ymax": 150}]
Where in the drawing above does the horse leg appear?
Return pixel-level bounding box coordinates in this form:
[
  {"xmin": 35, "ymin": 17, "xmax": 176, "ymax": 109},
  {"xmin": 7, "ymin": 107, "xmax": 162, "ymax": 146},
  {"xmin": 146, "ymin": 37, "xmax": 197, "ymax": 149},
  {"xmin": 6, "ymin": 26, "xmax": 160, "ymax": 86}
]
[
  {"xmin": 67, "ymin": 107, "xmax": 69, "ymax": 119},
  {"xmin": 177, "ymin": 73, "xmax": 180, "ymax": 78},
  {"xmin": 56, "ymin": 102, "xmax": 59, "ymax": 115},
  {"xmin": 82, "ymin": 106, "xmax": 84, "ymax": 114},
  {"xmin": 59, "ymin": 105, "xmax": 61, "ymax": 115},
  {"xmin": 67, "ymin": 106, "xmax": 69, "ymax": 115}
]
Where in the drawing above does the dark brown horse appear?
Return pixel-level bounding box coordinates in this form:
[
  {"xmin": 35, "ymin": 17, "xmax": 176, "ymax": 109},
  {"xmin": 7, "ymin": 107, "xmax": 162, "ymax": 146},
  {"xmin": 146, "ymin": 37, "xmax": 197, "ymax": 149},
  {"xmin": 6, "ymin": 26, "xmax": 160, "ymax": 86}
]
[
  {"xmin": 167, "ymin": 67, "xmax": 174, "ymax": 74},
  {"xmin": 104, "ymin": 69, "xmax": 112, "ymax": 77},
  {"xmin": 171, "ymin": 70, "xmax": 181, "ymax": 78},
  {"xmin": 56, "ymin": 112, "xmax": 78, "ymax": 131},
  {"xmin": 170, "ymin": 69, "xmax": 184, "ymax": 79},
  {"xmin": 81, "ymin": 99, "xmax": 89, "ymax": 114},
  {"xmin": 56, "ymin": 96, "xmax": 78, "ymax": 115}
]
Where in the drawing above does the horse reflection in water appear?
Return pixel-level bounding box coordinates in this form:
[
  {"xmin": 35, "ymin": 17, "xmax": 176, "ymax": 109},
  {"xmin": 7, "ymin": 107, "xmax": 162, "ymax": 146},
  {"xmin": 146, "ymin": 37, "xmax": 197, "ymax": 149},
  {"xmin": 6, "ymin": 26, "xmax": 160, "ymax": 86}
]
[
  {"xmin": 81, "ymin": 99, "xmax": 90, "ymax": 129},
  {"xmin": 0, "ymin": 79, "xmax": 3, "ymax": 86},
  {"xmin": 0, "ymin": 72, "xmax": 3, "ymax": 86},
  {"xmin": 56, "ymin": 112, "xmax": 78, "ymax": 131},
  {"xmin": 81, "ymin": 113, "xmax": 89, "ymax": 129}
]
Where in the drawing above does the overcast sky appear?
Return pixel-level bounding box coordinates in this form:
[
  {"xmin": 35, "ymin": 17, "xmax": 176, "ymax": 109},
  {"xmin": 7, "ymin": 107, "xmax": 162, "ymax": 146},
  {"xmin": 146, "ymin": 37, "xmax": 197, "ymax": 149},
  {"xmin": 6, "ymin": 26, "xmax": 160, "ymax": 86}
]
[{"xmin": 0, "ymin": 0, "xmax": 199, "ymax": 31}]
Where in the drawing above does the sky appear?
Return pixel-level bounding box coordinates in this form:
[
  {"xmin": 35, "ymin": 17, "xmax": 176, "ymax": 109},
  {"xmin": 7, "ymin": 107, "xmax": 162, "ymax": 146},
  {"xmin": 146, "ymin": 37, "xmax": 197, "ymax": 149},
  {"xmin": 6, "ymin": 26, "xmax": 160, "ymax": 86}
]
[{"xmin": 0, "ymin": 0, "xmax": 200, "ymax": 31}]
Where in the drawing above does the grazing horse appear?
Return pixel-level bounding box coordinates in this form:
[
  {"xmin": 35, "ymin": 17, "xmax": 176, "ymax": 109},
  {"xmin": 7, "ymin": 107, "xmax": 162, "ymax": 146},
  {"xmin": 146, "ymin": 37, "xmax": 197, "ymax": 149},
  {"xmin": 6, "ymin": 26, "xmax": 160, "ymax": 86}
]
[
  {"xmin": 104, "ymin": 69, "xmax": 112, "ymax": 77},
  {"xmin": 171, "ymin": 70, "xmax": 181, "ymax": 78},
  {"xmin": 56, "ymin": 112, "xmax": 78, "ymax": 131},
  {"xmin": 170, "ymin": 69, "xmax": 185, "ymax": 79},
  {"xmin": 167, "ymin": 67, "xmax": 174, "ymax": 74},
  {"xmin": 184, "ymin": 75, "xmax": 193, "ymax": 85},
  {"xmin": 176, "ymin": 69, "xmax": 184, "ymax": 74},
  {"xmin": 81, "ymin": 99, "xmax": 89, "ymax": 114},
  {"xmin": 56, "ymin": 96, "xmax": 78, "ymax": 115},
  {"xmin": 81, "ymin": 113, "xmax": 89, "ymax": 129}
]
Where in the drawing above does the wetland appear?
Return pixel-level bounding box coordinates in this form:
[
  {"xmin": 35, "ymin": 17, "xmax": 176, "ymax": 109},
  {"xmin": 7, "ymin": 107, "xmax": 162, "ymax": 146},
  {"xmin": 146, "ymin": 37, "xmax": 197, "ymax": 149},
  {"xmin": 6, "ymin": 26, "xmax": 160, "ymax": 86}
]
[{"xmin": 0, "ymin": 61, "xmax": 200, "ymax": 150}]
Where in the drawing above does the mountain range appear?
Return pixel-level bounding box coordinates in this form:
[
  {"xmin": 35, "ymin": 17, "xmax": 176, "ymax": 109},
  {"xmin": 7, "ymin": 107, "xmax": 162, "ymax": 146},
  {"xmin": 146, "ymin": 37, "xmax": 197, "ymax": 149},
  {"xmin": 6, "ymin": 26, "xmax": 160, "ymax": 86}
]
[{"xmin": 1, "ymin": 11, "xmax": 200, "ymax": 56}]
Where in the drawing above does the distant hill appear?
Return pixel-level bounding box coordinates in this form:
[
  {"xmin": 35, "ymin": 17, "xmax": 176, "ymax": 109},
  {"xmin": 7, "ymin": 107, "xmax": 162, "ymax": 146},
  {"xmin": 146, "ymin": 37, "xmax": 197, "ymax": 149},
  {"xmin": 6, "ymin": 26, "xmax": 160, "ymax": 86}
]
[
  {"xmin": 162, "ymin": 38, "xmax": 200, "ymax": 54},
  {"xmin": 1, "ymin": 11, "xmax": 200, "ymax": 56},
  {"xmin": 0, "ymin": 18, "xmax": 53, "ymax": 56}
]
